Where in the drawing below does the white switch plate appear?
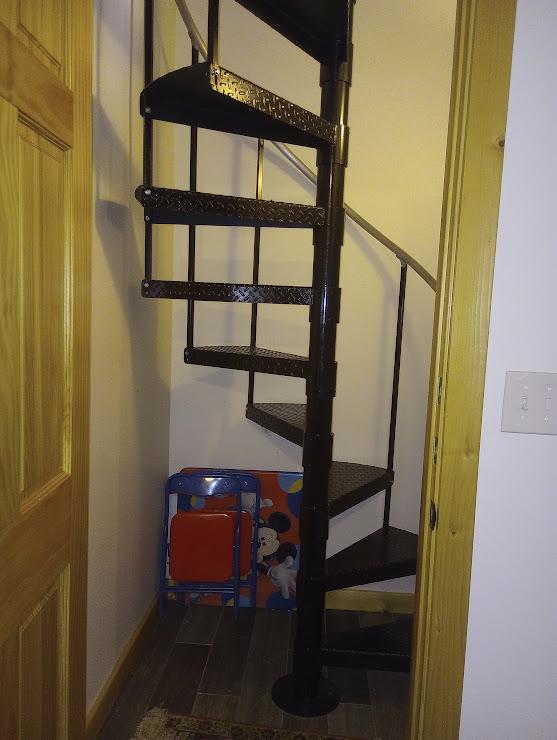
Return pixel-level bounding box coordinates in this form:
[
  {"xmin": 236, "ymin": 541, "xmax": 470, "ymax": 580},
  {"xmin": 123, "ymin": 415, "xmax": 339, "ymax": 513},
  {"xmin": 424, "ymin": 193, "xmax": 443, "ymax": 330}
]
[{"xmin": 501, "ymin": 370, "xmax": 557, "ymax": 435}]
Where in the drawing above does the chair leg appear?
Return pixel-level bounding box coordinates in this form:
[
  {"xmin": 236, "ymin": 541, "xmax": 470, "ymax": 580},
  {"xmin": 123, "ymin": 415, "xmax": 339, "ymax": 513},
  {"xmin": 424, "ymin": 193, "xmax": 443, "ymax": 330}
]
[
  {"xmin": 250, "ymin": 568, "xmax": 256, "ymax": 608},
  {"xmin": 157, "ymin": 546, "xmax": 167, "ymax": 617},
  {"xmin": 158, "ymin": 494, "xmax": 171, "ymax": 618}
]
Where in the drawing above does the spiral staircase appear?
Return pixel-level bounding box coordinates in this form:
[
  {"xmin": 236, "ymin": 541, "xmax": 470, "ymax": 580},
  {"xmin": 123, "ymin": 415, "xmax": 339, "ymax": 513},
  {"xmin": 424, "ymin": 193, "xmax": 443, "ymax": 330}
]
[{"xmin": 137, "ymin": 0, "xmax": 435, "ymax": 716}]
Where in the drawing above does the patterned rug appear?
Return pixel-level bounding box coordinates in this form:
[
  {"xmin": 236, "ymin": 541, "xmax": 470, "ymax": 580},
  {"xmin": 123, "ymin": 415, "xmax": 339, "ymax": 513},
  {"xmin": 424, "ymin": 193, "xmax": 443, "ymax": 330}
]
[{"xmin": 132, "ymin": 708, "xmax": 355, "ymax": 740}]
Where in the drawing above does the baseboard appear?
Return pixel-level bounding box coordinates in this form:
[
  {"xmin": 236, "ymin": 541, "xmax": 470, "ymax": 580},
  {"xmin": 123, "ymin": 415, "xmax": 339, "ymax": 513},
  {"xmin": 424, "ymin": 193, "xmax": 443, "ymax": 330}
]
[
  {"xmin": 326, "ymin": 588, "xmax": 414, "ymax": 614},
  {"xmin": 86, "ymin": 598, "xmax": 158, "ymax": 740}
]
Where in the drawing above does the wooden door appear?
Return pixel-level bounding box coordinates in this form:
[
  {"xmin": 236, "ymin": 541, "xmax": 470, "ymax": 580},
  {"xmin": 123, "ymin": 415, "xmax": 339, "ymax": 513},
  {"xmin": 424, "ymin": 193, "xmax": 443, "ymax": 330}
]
[{"xmin": 0, "ymin": 2, "xmax": 91, "ymax": 738}]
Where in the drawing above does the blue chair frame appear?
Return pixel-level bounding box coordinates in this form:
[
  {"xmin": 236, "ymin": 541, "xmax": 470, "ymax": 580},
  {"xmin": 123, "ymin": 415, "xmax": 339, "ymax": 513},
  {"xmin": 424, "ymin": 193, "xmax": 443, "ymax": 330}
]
[{"xmin": 158, "ymin": 471, "xmax": 261, "ymax": 617}]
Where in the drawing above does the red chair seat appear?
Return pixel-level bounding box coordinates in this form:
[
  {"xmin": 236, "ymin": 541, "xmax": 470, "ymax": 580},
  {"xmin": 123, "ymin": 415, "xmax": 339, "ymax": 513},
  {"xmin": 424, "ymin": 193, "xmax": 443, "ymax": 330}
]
[{"xmin": 169, "ymin": 510, "xmax": 252, "ymax": 582}]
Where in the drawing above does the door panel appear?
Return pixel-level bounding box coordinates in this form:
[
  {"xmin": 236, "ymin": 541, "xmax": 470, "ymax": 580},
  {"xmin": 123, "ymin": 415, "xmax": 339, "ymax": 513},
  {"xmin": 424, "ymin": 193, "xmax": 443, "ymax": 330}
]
[
  {"xmin": 20, "ymin": 584, "xmax": 61, "ymax": 740},
  {"xmin": 0, "ymin": 97, "xmax": 20, "ymax": 533},
  {"xmin": 0, "ymin": 565, "xmax": 71, "ymax": 740},
  {"xmin": 19, "ymin": 122, "xmax": 69, "ymax": 501},
  {"xmin": 0, "ymin": 2, "xmax": 91, "ymax": 736},
  {"xmin": 18, "ymin": 0, "xmax": 67, "ymax": 77},
  {"xmin": 0, "ymin": 0, "xmax": 67, "ymax": 79},
  {"xmin": 0, "ymin": 21, "xmax": 73, "ymax": 146}
]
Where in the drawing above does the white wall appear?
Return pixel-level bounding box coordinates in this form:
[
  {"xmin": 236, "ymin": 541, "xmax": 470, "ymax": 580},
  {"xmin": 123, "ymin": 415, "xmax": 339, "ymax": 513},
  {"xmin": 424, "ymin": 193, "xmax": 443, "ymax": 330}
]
[
  {"xmin": 460, "ymin": 1, "xmax": 557, "ymax": 737},
  {"xmin": 168, "ymin": 1, "xmax": 455, "ymax": 568},
  {"xmin": 87, "ymin": 0, "xmax": 175, "ymax": 711}
]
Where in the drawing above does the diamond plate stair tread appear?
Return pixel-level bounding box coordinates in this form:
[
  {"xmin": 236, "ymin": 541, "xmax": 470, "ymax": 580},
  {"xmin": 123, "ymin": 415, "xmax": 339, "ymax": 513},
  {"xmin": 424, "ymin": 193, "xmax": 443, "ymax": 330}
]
[
  {"xmin": 246, "ymin": 402, "xmax": 306, "ymax": 446},
  {"xmin": 141, "ymin": 62, "xmax": 335, "ymax": 147},
  {"xmin": 328, "ymin": 462, "xmax": 393, "ymax": 518},
  {"xmin": 141, "ymin": 280, "xmax": 313, "ymax": 305},
  {"xmin": 244, "ymin": 404, "xmax": 391, "ymax": 513},
  {"xmin": 184, "ymin": 346, "xmax": 308, "ymax": 378},
  {"xmin": 234, "ymin": 0, "xmax": 351, "ymax": 64},
  {"xmin": 325, "ymin": 526, "xmax": 418, "ymax": 591},
  {"xmin": 136, "ymin": 186, "xmax": 324, "ymax": 229},
  {"xmin": 322, "ymin": 617, "xmax": 412, "ymax": 672}
]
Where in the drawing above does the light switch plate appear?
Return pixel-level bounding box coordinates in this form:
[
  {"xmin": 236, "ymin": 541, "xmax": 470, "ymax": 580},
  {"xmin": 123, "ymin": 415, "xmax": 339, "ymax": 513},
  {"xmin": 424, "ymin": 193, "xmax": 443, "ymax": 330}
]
[{"xmin": 501, "ymin": 370, "xmax": 557, "ymax": 435}]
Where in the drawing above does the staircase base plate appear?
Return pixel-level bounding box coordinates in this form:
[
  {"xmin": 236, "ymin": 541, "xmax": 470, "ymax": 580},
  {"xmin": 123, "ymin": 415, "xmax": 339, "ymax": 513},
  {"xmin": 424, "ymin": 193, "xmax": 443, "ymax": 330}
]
[{"xmin": 271, "ymin": 673, "xmax": 340, "ymax": 717}]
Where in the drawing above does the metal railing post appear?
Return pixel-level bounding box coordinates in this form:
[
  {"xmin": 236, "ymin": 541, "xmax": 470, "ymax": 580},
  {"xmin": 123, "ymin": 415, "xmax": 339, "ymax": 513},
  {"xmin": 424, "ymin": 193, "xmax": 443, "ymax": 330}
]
[
  {"xmin": 207, "ymin": 0, "xmax": 219, "ymax": 66},
  {"xmin": 383, "ymin": 261, "xmax": 407, "ymax": 527},
  {"xmin": 186, "ymin": 45, "xmax": 199, "ymax": 349},
  {"xmin": 143, "ymin": 0, "xmax": 154, "ymax": 281},
  {"xmin": 248, "ymin": 139, "xmax": 264, "ymax": 406}
]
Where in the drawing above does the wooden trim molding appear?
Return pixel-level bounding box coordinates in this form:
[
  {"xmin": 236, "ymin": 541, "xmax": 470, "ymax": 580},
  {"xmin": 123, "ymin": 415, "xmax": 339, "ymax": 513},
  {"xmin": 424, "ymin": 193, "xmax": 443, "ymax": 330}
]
[
  {"xmin": 408, "ymin": 1, "xmax": 517, "ymax": 738},
  {"xmin": 326, "ymin": 589, "xmax": 414, "ymax": 615},
  {"xmin": 86, "ymin": 599, "xmax": 158, "ymax": 740},
  {"xmin": 67, "ymin": 0, "xmax": 93, "ymax": 735}
]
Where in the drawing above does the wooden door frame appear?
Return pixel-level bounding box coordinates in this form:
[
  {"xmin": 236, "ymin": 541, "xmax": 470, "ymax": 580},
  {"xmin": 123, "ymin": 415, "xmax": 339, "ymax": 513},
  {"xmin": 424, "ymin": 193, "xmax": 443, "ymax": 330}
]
[
  {"xmin": 67, "ymin": 1, "xmax": 93, "ymax": 735},
  {"xmin": 408, "ymin": 0, "xmax": 517, "ymax": 737}
]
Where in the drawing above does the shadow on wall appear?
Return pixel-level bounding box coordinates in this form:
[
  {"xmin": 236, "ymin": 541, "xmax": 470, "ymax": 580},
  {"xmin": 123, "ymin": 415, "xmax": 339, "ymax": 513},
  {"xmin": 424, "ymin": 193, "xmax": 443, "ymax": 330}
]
[{"xmin": 88, "ymin": 0, "xmax": 173, "ymax": 706}]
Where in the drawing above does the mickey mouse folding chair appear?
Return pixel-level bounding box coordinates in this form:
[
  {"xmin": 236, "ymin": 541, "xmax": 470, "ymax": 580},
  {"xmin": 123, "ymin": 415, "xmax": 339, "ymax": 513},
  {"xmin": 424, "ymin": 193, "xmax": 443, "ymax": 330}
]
[{"xmin": 158, "ymin": 471, "xmax": 261, "ymax": 617}]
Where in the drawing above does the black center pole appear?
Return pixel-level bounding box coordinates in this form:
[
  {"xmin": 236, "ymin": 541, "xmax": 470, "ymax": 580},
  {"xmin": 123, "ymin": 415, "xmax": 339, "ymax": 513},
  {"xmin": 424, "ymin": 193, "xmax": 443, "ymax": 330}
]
[{"xmin": 272, "ymin": 3, "xmax": 355, "ymax": 717}]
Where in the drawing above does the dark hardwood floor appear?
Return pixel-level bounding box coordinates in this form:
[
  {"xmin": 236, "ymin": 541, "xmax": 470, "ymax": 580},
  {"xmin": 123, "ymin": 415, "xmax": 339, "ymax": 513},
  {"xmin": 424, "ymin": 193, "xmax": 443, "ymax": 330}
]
[{"xmin": 98, "ymin": 604, "xmax": 409, "ymax": 740}]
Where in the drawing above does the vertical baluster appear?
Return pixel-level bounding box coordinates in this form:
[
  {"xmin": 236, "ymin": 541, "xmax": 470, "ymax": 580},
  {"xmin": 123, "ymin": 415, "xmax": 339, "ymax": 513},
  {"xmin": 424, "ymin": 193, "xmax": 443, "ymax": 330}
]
[
  {"xmin": 248, "ymin": 139, "xmax": 264, "ymax": 406},
  {"xmin": 383, "ymin": 262, "xmax": 408, "ymax": 527},
  {"xmin": 207, "ymin": 0, "xmax": 219, "ymax": 66},
  {"xmin": 143, "ymin": 0, "xmax": 154, "ymax": 280},
  {"xmin": 187, "ymin": 45, "xmax": 199, "ymax": 349}
]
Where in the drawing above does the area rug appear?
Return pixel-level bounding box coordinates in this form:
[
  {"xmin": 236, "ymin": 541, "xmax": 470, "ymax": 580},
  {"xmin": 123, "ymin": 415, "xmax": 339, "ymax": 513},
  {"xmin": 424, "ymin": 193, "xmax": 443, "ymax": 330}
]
[{"xmin": 132, "ymin": 707, "xmax": 355, "ymax": 740}]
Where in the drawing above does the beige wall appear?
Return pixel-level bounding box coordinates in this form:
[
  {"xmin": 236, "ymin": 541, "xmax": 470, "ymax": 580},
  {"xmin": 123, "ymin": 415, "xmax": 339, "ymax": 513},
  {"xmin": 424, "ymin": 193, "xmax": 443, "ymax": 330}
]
[
  {"xmin": 87, "ymin": 0, "xmax": 175, "ymax": 711},
  {"xmin": 168, "ymin": 1, "xmax": 455, "ymax": 581}
]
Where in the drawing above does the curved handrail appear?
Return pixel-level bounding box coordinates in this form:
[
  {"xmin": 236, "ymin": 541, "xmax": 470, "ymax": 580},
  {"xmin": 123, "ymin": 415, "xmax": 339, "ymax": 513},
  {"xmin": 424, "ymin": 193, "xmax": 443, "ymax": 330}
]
[{"xmin": 174, "ymin": 0, "xmax": 436, "ymax": 291}]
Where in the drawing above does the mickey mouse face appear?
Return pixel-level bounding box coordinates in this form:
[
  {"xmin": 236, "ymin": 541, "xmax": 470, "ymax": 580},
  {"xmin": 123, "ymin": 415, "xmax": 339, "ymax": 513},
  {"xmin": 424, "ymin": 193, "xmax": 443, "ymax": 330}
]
[
  {"xmin": 257, "ymin": 512, "xmax": 292, "ymax": 563},
  {"xmin": 257, "ymin": 526, "xmax": 280, "ymax": 561}
]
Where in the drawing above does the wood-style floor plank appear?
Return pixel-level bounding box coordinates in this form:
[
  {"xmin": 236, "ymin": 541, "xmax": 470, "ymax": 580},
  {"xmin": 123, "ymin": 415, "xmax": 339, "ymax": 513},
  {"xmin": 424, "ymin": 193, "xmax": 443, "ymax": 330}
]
[
  {"xmin": 235, "ymin": 609, "xmax": 290, "ymax": 728},
  {"xmin": 368, "ymin": 669, "xmax": 409, "ymax": 740},
  {"xmin": 328, "ymin": 701, "xmax": 376, "ymax": 738},
  {"xmin": 100, "ymin": 606, "xmax": 409, "ymax": 740},
  {"xmin": 148, "ymin": 643, "xmax": 209, "ymax": 714},
  {"xmin": 192, "ymin": 692, "xmax": 239, "ymax": 721},
  {"xmin": 325, "ymin": 609, "xmax": 370, "ymax": 705},
  {"xmin": 97, "ymin": 604, "xmax": 184, "ymax": 740},
  {"xmin": 198, "ymin": 608, "xmax": 256, "ymax": 695},
  {"xmin": 176, "ymin": 605, "xmax": 223, "ymax": 645},
  {"xmin": 326, "ymin": 664, "xmax": 370, "ymax": 706},
  {"xmin": 283, "ymin": 710, "xmax": 329, "ymax": 734}
]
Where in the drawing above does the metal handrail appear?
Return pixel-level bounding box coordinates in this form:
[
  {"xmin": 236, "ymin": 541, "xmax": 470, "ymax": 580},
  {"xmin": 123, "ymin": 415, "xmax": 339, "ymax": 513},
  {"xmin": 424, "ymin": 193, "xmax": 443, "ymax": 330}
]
[{"xmin": 174, "ymin": 0, "xmax": 436, "ymax": 291}]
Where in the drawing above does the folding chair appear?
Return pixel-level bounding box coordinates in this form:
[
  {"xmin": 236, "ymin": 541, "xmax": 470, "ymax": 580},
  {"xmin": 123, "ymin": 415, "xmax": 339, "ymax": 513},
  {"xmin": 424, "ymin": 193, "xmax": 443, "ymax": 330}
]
[{"xmin": 158, "ymin": 472, "xmax": 260, "ymax": 617}]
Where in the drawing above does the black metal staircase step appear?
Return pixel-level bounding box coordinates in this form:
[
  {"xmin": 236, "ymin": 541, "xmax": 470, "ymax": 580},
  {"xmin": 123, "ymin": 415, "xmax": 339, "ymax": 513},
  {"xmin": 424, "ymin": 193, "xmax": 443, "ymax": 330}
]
[
  {"xmin": 328, "ymin": 462, "xmax": 393, "ymax": 518},
  {"xmin": 184, "ymin": 346, "xmax": 308, "ymax": 378},
  {"xmin": 245, "ymin": 402, "xmax": 306, "ymax": 446},
  {"xmin": 140, "ymin": 62, "xmax": 335, "ymax": 148},
  {"xmin": 135, "ymin": 186, "xmax": 325, "ymax": 229},
  {"xmin": 322, "ymin": 616, "xmax": 412, "ymax": 672},
  {"xmin": 325, "ymin": 526, "xmax": 418, "ymax": 591},
  {"xmin": 142, "ymin": 280, "xmax": 313, "ymax": 305},
  {"xmin": 243, "ymin": 406, "xmax": 390, "ymax": 512},
  {"xmin": 234, "ymin": 0, "xmax": 351, "ymax": 64}
]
